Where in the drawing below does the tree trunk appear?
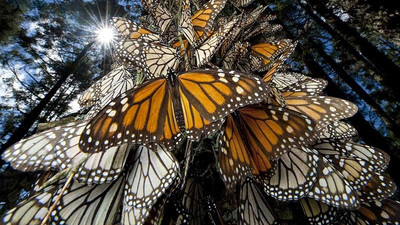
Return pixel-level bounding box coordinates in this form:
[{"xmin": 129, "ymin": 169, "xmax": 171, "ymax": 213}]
[
  {"xmin": 0, "ymin": 42, "xmax": 94, "ymax": 153},
  {"xmin": 297, "ymin": 0, "xmax": 377, "ymax": 71},
  {"xmin": 306, "ymin": 38, "xmax": 400, "ymax": 138},
  {"xmin": 302, "ymin": 0, "xmax": 400, "ymax": 101}
]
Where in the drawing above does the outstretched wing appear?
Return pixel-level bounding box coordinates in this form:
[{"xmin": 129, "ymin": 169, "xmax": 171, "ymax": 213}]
[
  {"xmin": 178, "ymin": 69, "xmax": 269, "ymax": 123},
  {"xmin": 284, "ymin": 96, "xmax": 358, "ymax": 131},
  {"xmin": 79, "ymin": 78, "xmax": 176, "ymax": 153},
  {"xmin": 2, "ymin": 120, "xmax": 130, "ymax": 184},
  {"xmin": 218, "ymin": 114, "xmax": 255, "ymax": 188}
]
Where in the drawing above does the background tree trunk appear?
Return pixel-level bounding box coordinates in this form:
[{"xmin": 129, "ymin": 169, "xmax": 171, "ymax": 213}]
[{"xmin": 0, "ymin": 42, "xmax": 94, "ymax": 153}]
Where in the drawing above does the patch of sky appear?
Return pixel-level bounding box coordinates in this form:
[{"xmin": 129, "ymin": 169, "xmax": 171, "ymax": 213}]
[{"xmin": 315, "ymin": 51, "xmax": 388, "ymax": 136}]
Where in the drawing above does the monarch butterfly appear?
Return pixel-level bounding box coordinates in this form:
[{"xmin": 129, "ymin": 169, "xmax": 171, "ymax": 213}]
[
  {"xmin": 191, "ymin": 0, "xmax": 227, "ymax": 45},
  {"xmin": 111, "ymin": 17, "xmax": 161, "ymax": 43},
  {"xmin": 176, "ymin": 10, "xmax": 239, "ymax": 67},
  {"xmin": 250, "ymin": 39, "xmax": 294, "ymax": 72},
  {"xmin": 345, "ymin": 199, "xmax": 400, "ymax": 225},
  {"xmin": 307, "ymin": 154, "xmax": 359, "ymax": 209},
  {"xmin": 240, "ymin": 5, "xmax": 269, "ymax": 29},
  {"xmin": 312, "ymin": 140, "xmax": 376, "ymax": 191},
  {"xmin": 78, "ymin": 66, "xmax": 136, "ymax": 113},
  {"xmin": 178, "ymin": 178, "xmax": 208, "ymax": 225},
  {"xmin": 114, "ymin": 15, "xmax": 237, "ymax": 74},
  {"xmin": 284, "ymin": 96, "xmax": 358, "ymax": 131},
  {"xmin": 122, "ymin": 144, "xmax": 181, "ymax": 224},
  {"xmin": 173, "ymin": 0, "xmax": 227, "ymax": 51},
  {"xmin": 115, "ymin": 39, "xmax": 180, "ymax": 79},
  {"xmin": 267, "ymin": 71, "xmax": 312, "ymax": 90},
  {"xmin": 280, "ymin": 78, "xmax": 328, "ymax": 97},
  {"xmin": 300, "ymin": 198, "xmax": 345, "ymax": 225},
  {"xmin": 215, "ymin": 15, "xmax": 241, "ymax": 58},
  {"xmin": 266, "ymin": 76, "xmax": 328, "ymax": 107},
  {"xmin": 173, "ymin": 15, "xmax": 239, "ymax": 67},
  {"xmin": 2, "ymin": 175, "xmax": 124, "ymax": 225},
  {"xmin": 313, "ymin": 140, "xmax": 390, "ymax": 173},
  {"xmin": 1, "ymin": 120, "xmax": 131, "ymax": 185},
  {"xmin": 260, "ymin": 41, "xmax": 298, "ymax": 79},
  {"xmin": 141, "ymin": 0, "xmax": 172, "ymax": 34},
  {"xmin": 328, "ymin": 157, "xmax": 375, "ymax": 190},
  {"xmin": 163, "ymin": 177, "xmax": 224, "ymax": 225},
  {"xmin": 218, "ymin": 105, "xmax": 317, "ymax": 188},
  {"xmin": 243, "ymin": 22, "xmax": 282, "ymax": 41},
  {"xmin": 192, "ymin": 17, "xmax": 239, "ymax": 67},
  {"xmin": 178, "ymin": 0, "xmax": 197, "ymax": 47},
  {"xmin": 79, "ymin": 69, "xmax": 269, "ymax": 153},
  {"xmin": 356, "ymin": 173, "xmax": 396, "ymax": 202},
  {"xmin": 218, "ymin": 5, "xmax": 268, "ymax": 58},
  {"xmin": 223, "ymin": 39, "xmax": 293, "ymax": 74},
  {"xmin": 263, "ymin": 147, "xmax": 318, "ymax": 201},
  {"xmin": 239, "ymin": 178, "xmax": 277, "ymax": 225},
  {"xmin": 265, "ymin": 84, "xmax": 287, "ymax": 107},
  {"xmin": 319, "ymin": 121, "xmax": 357, "ymax": 140},
  {"xmin": 2, "ymin": 144, "xmax": 180, "ymax": 225},
  {"xmin": 221, "ymin": 41, "xmax": 250, "ymax": 70}
]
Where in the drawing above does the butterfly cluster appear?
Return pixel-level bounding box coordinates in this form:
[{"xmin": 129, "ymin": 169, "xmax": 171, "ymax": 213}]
[{"xmin": 1, "ymin": 0, "xmax": 399, "ymax": 224}]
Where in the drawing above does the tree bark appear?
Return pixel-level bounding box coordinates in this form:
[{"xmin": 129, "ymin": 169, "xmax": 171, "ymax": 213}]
[{"xmin": 0, "ymin": 42, "xmax": 94, "ymax": 153}]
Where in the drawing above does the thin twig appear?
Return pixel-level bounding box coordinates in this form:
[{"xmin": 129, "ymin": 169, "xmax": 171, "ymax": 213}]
[
  {"xmin": 181, "ymin": 140, "xmax": 193, "ymax": 190},
  {"xmin": 40, "ymin": 173, "xmax": 75, "ymax": 225},
  {"xmin": 176, "ymin": 0, "xmax": 191, "ymax": 70},
  {"xmin": 6, "ymin": 63, "xmax": 43, "ymax": 100},
  {"xmin": 38, "ymin": 155, "xmax": 89, "ymax": 191},
  {"xmin": 178, "ymin": 36, "xmax": 191, "ymax": 70}
]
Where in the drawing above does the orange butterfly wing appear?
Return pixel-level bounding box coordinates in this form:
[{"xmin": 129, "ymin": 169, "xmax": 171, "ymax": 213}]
[
  {"xmin": 80, "ymin": 69, "xmax": 269, "ymax": 152},
  {"xmin": 284, "ymin": 96, "xmax": 358, "ymax": 130},
  {"xmin": 219, "ymin": 115, "xmax": 257, "ymax": 188},
  {"xmin": 178, "ymin": 69, "xmax": 269, "ymax": 123},
  {"xmin": 79, "ymin": 78, "xmax": 178, "ymax": 152},
  {"xmin": 238, "ymin": 106, "xmax": 317, "ymax": 160},
  {"xmin": 192, "ymin": 0, "xmax": 227, "ymax": 44}
]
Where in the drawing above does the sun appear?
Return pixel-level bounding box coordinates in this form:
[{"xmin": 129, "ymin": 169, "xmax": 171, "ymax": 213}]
[{"xmin": 95, "ymin": 26, "xmax": 115, "ymax": 44}]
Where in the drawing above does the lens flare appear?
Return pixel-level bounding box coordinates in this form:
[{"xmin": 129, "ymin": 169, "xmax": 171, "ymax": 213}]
[{"xmin": 96, "ymin": 27, "xmax": 114, "ymax": 44}]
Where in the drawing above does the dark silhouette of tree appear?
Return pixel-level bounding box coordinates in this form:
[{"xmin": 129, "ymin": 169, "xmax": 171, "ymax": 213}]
[
  {"xmin": 302, "ymin": 0, "xmax": 400, "ymax": 101},
  {"xmin": 0, "ymin": 42, "xmax": 94, "ymax": 152}
]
